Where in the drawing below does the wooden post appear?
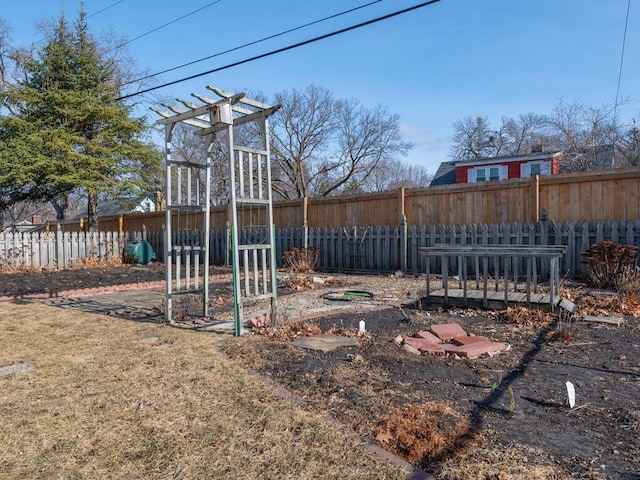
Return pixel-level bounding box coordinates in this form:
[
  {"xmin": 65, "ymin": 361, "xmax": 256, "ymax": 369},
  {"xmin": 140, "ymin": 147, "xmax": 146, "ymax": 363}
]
[
  {"xmin": 118, "ymin": 214, "xmax": 124, "ymax": 233},
  {"xmin": 398, "ymin": 188, "xmax": 407, "ymax": 272},
  {"xmin": 56, "ymin": 224, "xmax": 63, "ymax": 270},
  {"xmin": 540, "ymin": 209, "xmax": 548, "ymax": 280},
  {"xmin": 400, "ymin": 215, "xmax": 407, "ymax": 273},
  {"xmin": 302, "ymin": 196, "xmax": 308, "ymax": 250},
  {"xmin": 397, "ymin": 187, "xmax": 405, "ymax": 221},
  {"xmin": 530, "ymin": 174, "xmax": 540, "ymax": 222}
]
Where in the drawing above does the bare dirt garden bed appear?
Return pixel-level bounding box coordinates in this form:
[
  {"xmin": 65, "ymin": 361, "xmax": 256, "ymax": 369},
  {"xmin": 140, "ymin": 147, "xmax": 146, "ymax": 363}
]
[{"xmin": 222, "ymin": 273, "xmax": 640, "ymax": 480}]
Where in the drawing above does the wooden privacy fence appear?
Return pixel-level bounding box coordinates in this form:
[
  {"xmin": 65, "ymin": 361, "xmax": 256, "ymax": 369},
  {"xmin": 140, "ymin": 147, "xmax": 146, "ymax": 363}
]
[
  {"xmin": 3, "ymin": 220, "xmax": 640, "ymax": 279},
  {"xmin": 50, "ymin": 167, "xmax": 640, "ymax": 233}
]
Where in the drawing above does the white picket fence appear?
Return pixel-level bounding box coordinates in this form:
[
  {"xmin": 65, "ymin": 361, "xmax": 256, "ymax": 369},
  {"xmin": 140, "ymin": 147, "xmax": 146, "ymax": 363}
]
[
  {"xmin": 0, "ymin": 230, "xmax": 135, "ymax": 270},
  {"xmin": 3, "ymin": 220, "xmax": 640, "ymax": 278}
]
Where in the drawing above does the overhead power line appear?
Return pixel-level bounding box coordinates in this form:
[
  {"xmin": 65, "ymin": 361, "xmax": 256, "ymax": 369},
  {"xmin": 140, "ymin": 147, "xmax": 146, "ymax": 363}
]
[
  {"xmin": 123, "ymin": 0, "xmax": 384, "ymax": 86},
  {"xmin": 117, "ymin": 0, "xmax": 443, "ymax": 101},
  {"xmin": 112, "ymin": 0, "xmax": 224, "ymax": 51},
  {"xmin": 88, "ymin": 0, "xmax": 126, "ymax": 19},
  {"xmin": 614, "ymin": 0, "xmax": 631, "ymax": 113}
]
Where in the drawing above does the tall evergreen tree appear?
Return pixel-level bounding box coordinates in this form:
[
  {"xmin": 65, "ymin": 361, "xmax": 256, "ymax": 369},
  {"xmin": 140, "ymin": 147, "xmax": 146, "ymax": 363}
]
[{"xmin": 0, "ymin": 8, "xmax": 161, "ymax": 230}]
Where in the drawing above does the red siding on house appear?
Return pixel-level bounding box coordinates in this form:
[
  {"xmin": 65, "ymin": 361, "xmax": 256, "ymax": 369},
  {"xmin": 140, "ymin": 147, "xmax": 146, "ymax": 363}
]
[
  {"xmin": 456, "ymin": 166, "xmax": 470, "ymax": 183},
  {"xmin": 507, "ymin": 162, "xmax": 521, "ymax": 178},
  {"xmin": 453, "ymin": 153, "xmax": 563, "ymax": 184}
]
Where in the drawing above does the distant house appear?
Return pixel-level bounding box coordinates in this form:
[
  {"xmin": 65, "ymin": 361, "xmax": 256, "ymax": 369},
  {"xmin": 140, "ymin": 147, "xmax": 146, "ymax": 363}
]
[
  {"xmin": 430, "ymin": 151, "xmax": 563, "ymax": 186},
  {"xmin": 1, "ymin": 216, "xmax": 44, "ymax": 234},
  {"xmin": 69, "ymin": 195, "xmax": 156, "ymax": 220}
]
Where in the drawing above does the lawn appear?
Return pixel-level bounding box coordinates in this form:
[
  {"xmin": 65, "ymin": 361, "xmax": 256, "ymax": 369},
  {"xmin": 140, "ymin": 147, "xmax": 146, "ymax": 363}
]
[{"xmin": 0, "ymin": 300, "xmax": 407, "ymax": 480}]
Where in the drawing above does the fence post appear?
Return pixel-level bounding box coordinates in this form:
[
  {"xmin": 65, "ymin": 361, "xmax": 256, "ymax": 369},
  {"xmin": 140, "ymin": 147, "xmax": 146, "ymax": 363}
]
[
  {"xmin": 56, "ymin": 224, "xmax": 63, "ymax": 270},
  {"xmin": 400, "ymin": 214, "xmax": 407, "ymax": 273},
  {"xmin": 302, "ymin": 196, "xmax": 308, "ymax": 250},
  {"xmin": 398, "ymin": 187, "xmax": 406, "ymax": 272},
  {"xmin": 540, "ymin": 209, "xmax": 548, "ymax": 280},
  {"xmin": 530, "ymin": 174, "xmax": 540, "ymax": 222}
]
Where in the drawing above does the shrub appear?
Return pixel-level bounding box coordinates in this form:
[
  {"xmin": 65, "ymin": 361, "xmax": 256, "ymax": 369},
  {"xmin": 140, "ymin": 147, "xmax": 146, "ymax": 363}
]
[
  {"xmin": 282, "ymin": 247, "xmax": 320, "ymax": 273},
  {"xmin": 617, "ymin": 274, "xmax": 640, "ymax": 305},
  {"xmin": 580, "ymin": 241, "xmax": 639, "ymax": 289}
]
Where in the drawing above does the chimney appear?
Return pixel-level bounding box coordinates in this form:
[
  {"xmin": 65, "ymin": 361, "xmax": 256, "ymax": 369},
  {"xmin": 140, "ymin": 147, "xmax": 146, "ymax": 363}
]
[
  {"xmin": 531, "ymin": 144, "xmax": 544, "ymax": 153},
  {"xmin": 31, "ymin": 214, "xmax": 42, "ymax": 225}
]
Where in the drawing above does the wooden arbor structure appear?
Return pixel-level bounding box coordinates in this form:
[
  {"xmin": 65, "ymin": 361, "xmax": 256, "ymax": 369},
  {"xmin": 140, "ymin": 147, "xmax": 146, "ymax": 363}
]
[{"xmin": 153, "ymin": 86, "xmax": 280, "ymax": 335}]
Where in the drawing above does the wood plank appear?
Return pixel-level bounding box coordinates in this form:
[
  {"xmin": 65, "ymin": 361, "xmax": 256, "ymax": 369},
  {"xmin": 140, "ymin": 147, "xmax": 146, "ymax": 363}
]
[
  {"xmin": 487, "ymin": 291, "xmax": 506, "ymax": 301},
  {"xmin": 508, "ymin": 292, "xmax": 527, "ymax": 302},
  {"xmin": 532, "ymin": 293, "xmax": 550, "ymax": 304},
  {"xmin": 466, "ymin": 290, "xmax": 485, "ymax": 299}
]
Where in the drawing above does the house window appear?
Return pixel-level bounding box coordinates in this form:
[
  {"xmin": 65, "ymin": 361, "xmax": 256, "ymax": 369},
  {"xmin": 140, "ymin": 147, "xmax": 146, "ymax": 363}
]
[
  {"xmin": 520, "ymin": 161, "xmax": 550, "ymax": 177},
  {"xmin": 530, "ymin": 163, "xmax": 541, "ymax": 175},
  {"xmin": 468, "ymin": 165, "xmax": 507, "ymax": 183}
]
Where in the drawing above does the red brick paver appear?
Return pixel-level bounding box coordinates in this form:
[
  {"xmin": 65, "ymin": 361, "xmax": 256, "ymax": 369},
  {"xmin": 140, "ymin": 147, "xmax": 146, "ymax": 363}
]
[
  {"xmin": 444, "ymin": 341, "xmax": 507, "ymax": 359},
  {"xmin": 414, "ymin": 331, "xmax": 442, "ymax": 344},
  {"xmin": 452, "ymin": 335, "xmax": 487, "ymax": 346},
  {"xmin": 429, "ymin": 323, "xmax": 467, "ymax": 341},
  {"xmin": 403, "ymin": 337, "xmax": 446, "ymax": 354}
]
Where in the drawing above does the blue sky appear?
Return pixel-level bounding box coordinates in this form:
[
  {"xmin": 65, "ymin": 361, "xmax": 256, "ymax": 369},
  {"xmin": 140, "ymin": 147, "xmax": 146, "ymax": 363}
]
[{"xmin": 2, "ymin": 0, "xmax": 638, "ymax": 174}]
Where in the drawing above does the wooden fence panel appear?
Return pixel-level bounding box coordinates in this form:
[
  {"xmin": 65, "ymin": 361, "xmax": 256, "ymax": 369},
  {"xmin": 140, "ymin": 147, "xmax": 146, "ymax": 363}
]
[
  {"xmin": 3, "ymin": 218, "xmax": 640, "ymax": 279},
  {"xmin": 44, "ymin": 167, "xmax": 640, "ymax": 234}
]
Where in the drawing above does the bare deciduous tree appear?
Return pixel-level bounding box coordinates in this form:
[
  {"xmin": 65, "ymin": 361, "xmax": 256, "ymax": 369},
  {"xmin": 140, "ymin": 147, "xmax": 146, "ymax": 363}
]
[
  {"xmin": 362, "ymin": 159, "xmax": 432, "ymax": 191},
  {"xmin": 270, "ymin": 85, "xmax": 412, "ymax": 199},
  {"xmin": 618, "ymin": 120, "xmax": 640, "ymax": 167},
  {"xmin": 502, "ymin": 112, "xmax": 547, "ymax": 154},
  {"xmin": 449, "ymin": 101, "xmax": 631, "ymax": 174},
  {"xmin": 449, "ymin": 116, "xmax": 496, "ymax": 161}
]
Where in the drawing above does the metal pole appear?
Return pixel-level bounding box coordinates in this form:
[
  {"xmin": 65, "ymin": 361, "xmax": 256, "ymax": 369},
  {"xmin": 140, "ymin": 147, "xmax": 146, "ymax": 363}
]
[{"xmin": 164, "ymin": 124, "xmax": 175, "ymax": 324}]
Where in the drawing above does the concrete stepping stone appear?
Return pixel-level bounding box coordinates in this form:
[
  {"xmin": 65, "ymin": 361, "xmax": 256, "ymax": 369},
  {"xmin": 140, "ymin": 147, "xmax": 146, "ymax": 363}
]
[
  {"xmin": 292, "ymin": 334, "xmax": 359, "ymax": 352},
  {"xmin": 139, "ymin": 336, "xmax": 160, "ymax": 343},
  {"xmin": 0, "ymin": 363, "xmax": 34, "ymax": 376},
  {"xmin": 582, "ymin": 315, "xmax": 623, "ymax": 326}
]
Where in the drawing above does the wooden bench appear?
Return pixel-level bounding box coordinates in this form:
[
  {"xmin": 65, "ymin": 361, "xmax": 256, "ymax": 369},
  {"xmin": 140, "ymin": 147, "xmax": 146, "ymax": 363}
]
[{"xmin": 419, "ymin": 244, "xmax": 567, "ymax": 310}]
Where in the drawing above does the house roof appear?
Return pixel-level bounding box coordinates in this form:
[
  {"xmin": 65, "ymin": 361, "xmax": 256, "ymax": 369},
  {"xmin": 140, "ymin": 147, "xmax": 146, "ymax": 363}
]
[
  {"xmin": 1, "ymin": 220, "xmax": 41, "ymax": 234},
  {"xmin": 430, "ymin": 151, "xmax": 563, "ymax": 186},
  {"xmin": 430, "ymin": 161, "xmax": 457, "ymax": 186},
  {"xmin": 455, "ymin": 151, "xmax": 563, "ymax": 167},
  {"xmin": 69, "ymin": 196, "xmax": 154, "ymax": 219}
]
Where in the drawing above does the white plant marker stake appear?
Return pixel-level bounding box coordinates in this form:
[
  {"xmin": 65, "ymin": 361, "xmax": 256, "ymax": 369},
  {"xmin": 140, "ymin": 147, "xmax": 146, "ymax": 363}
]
[
  {"xmin": 359, "ymin": 320, "xmax": 366, "ymax": 333},
  {"xmin": 566, "ymin": 381, "xmax": 576, "ymax": 408}
]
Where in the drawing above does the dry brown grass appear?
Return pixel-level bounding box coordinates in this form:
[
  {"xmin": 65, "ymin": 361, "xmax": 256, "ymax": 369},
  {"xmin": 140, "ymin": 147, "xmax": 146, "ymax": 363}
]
[{"xmin": 0, "ymin": 301, "xmax": 406, "ymax": 480}]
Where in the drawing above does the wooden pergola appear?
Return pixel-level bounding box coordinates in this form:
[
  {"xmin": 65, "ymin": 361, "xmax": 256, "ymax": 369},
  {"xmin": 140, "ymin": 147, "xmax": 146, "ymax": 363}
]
[{"xmin": 152, "ymin": 86, "xmax": 280, "ymax": 335}]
